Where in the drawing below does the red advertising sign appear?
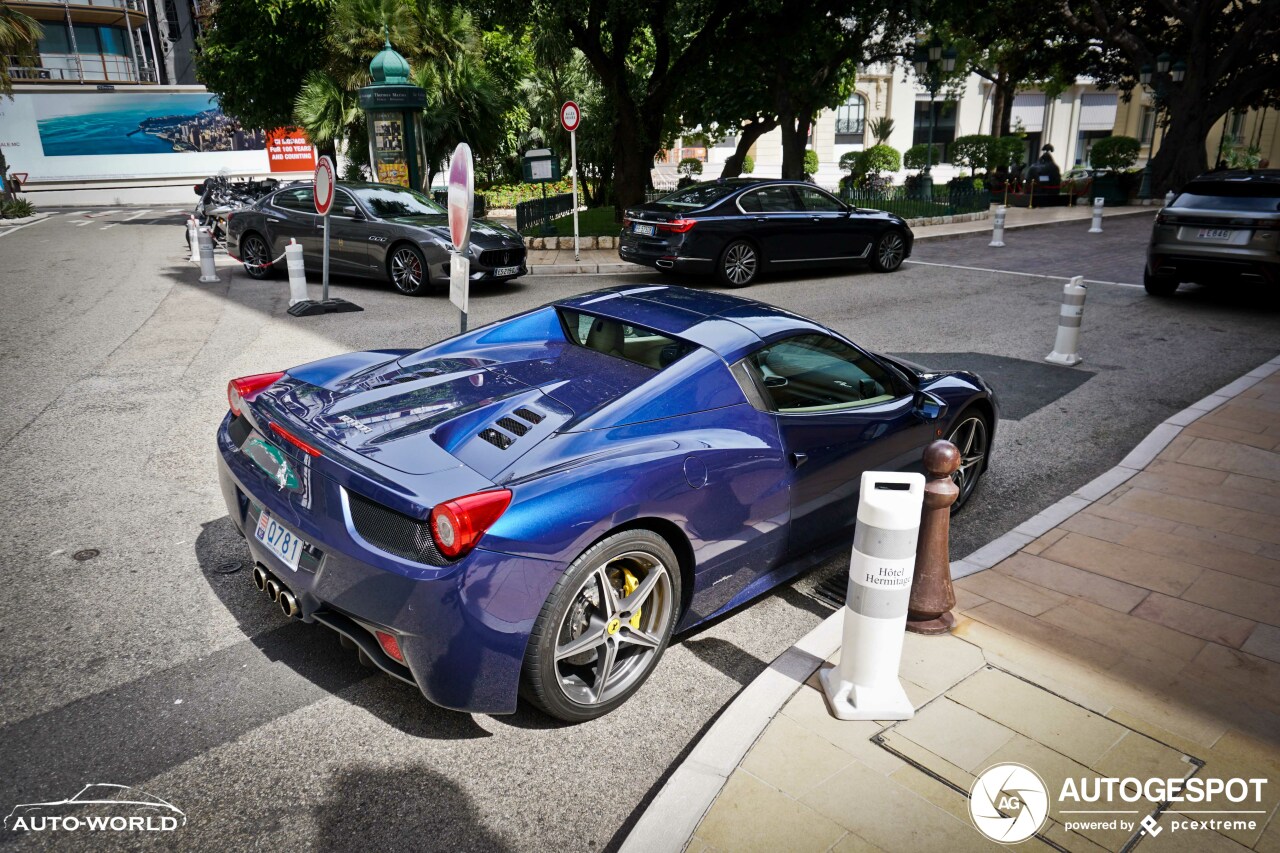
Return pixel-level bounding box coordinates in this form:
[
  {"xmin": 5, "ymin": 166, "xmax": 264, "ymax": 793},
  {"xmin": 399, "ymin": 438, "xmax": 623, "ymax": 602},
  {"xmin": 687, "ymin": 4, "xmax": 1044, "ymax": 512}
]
[{"xmin": 266, "ymin": 128, "xmax": 316, "ymax": 173}]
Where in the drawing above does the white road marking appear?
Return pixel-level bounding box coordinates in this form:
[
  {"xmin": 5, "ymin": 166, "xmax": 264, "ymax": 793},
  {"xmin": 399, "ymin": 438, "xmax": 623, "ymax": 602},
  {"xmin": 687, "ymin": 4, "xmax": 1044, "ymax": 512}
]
[
  {"xmin": 166, "ymin": 208, "xmax": 185, "ymax": 213},
  {"xmin": 63, "ymin": 211, "xmax": 87, "ymax": 217},
  {"xmin": 0, "ymin": 217, "xmax": 52, "ymax": 238},
  {"xmin": 123, "ymin": 209, "xmax": 152, "ymax": 221},
  {"xmin": 904, "ymin": 259, "xmax": 1143, "ymax": 289},
  {"xmin": 101, "ymin": 223, "xmax": 119, "ymax": 229}
]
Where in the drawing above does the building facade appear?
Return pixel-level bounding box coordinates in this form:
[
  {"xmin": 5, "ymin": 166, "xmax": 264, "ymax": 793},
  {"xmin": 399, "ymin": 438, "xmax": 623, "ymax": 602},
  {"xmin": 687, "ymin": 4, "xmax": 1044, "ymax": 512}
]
[{"xmin": 6, "ymin": 0, "xmax": 201, "ymax": 87}]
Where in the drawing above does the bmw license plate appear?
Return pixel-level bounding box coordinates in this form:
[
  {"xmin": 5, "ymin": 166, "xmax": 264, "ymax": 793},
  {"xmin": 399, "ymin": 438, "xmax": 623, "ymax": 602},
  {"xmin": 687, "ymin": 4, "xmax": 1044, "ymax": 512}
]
[
  {"xmin": 633, "ymin": 223, "xmax": 656, "ymax": 236},
  {"xmin": 494, "ymin": 265, "xmax": 519, "ymax": 276},
  {"xmin": 1197, "ymin": 227, "xmax": 1233, "ymax": 240},
  {"xmin": 255, "ymin": 509, "xmax": 305, "ymax": 571}
]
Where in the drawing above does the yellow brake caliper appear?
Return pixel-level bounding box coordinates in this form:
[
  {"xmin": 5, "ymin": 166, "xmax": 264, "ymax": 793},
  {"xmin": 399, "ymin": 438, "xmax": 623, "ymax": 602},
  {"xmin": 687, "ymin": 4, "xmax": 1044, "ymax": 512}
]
[{"xmin": 622, "ymin": 568, "xmax": 642, "ymax": 629}]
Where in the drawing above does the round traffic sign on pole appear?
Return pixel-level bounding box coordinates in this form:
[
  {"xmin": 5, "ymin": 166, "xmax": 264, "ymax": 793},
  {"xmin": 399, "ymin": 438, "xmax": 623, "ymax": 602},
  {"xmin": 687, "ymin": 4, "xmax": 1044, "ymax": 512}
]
[
  {"xmin": 448, "ymin": 142, "xmax": 474, "ymax": 252},
  {"xmin": 560, "ymin": 101, "xmax": 580, "ymax": 133},
  {"xmin": 314, "ymin": 155, "xmax": 335, "ymax": 215}
]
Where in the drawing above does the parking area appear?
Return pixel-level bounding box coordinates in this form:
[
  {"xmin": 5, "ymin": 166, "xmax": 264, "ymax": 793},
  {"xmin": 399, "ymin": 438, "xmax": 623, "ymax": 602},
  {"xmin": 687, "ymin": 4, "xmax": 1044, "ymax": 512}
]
[{"xmin": 1, "ymin": 209, "xmax": 1278, "ymax": 850}]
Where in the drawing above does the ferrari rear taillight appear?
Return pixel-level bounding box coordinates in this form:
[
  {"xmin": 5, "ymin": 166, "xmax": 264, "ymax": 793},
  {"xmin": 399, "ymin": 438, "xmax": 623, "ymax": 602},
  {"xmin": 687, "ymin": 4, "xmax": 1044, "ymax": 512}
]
[
  {"xmin": 269, "ymin": 422, "xmax": 322, "ymax": 457},
  {"xmin": 228, "ymin": 371, "xmax": 284, "ymax": 417},
  {"xmin": 429, "ymin": 490, "xmax": 513, "ymax": 559},
  {"xmin": 658, "ymin": 219, "xmax": 696, "ymax": 233}
]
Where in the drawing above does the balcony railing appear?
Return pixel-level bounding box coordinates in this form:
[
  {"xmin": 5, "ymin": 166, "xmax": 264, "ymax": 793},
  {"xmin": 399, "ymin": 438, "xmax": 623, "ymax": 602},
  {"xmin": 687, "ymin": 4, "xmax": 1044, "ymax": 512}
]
[
  {"xmin": 9, "ymin": 53, "xmax": 157, "ymax": 84},
  {"xmin": 9, "ymin": 0, "xmax": 145, "ymax": 11}
]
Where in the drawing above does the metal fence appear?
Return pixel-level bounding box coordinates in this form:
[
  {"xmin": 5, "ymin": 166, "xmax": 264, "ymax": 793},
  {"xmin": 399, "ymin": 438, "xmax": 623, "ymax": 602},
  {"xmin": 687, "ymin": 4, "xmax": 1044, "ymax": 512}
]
[
  {"xmin": 515, "ymin": 192, "xmax": 574, "ymax": 233},
  {"xmin": 432, "ymin": 191, "xmax": 487, "ymax": 219},
  {"xmin": 839, "ymin": 185, "xmax": 992, "ymax": 219}
]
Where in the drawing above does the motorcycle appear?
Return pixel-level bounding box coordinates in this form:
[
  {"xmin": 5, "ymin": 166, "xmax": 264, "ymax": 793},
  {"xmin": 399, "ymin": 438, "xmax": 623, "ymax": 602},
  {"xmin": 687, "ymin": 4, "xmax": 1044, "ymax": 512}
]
[{"xmin": 188, "ymin": 172, "xmax": 279, "ymax": 248}]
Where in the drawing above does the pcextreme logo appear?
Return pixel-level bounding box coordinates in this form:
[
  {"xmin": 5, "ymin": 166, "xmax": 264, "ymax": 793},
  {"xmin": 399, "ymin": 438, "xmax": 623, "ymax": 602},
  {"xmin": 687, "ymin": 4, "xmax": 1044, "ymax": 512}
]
[
  {"xmin": 4, "ymin": 784, "xmax": 186, "ymax": 833},
  {"xmin": 969, "ymin": 764, "xmax": 1270, "ymax": 844}
]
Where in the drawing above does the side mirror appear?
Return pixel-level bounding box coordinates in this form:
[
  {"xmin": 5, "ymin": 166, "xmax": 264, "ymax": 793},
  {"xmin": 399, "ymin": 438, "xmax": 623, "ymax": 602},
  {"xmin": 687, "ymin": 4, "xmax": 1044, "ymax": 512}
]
[
  {"xmin": 341, "ymin": 205, "xmax": 362, "ymax": 219},
  {"xmin": 915, "ymin": 390, "xmax": 948, "ymax": 421}
]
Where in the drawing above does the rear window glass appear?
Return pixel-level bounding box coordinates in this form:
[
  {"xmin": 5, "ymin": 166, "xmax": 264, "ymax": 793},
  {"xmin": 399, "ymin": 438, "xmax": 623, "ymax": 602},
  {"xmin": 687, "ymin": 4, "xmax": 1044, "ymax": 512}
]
[
  {"xmin": 558, "ymin": 308, "xmax": 696, "ymax": 370},
  {"xmin": 1173, "ymin": 186, "xmax": 1280, "ymax": 212},
  {"xmin": 649, "ymin": 183, "xmax": 740, "ymax": 211}
]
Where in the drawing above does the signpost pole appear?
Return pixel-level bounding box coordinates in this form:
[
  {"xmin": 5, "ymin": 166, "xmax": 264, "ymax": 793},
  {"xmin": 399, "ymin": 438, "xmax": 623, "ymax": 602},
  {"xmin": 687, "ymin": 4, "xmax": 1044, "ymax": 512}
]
[
  {"xmin": 571, "ymin": 128, "xmax": 579, "ymax": 263},
  {"xmin": 321, "ymin": 211, "xmax": 331, "ymax": 303}
]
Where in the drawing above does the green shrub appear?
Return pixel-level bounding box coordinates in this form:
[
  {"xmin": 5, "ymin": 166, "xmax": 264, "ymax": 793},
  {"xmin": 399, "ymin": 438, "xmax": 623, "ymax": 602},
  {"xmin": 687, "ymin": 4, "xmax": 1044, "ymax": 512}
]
[
  {"xmin": 856, "ymin": 144, "xmax": 901, "ymax": 176},
  {"xmin": 950, "ymin": 135, "xmax": 994, "ymax": 174},
  {"xmin": 904, "ymin": 143, "xmax": 944, "ymax": 171},
  {"xmin": 742, "ymin": 154, "xmax": 755, "ymax": 174},
  {"xmin": 839, "ymin": 151, "xmax": 861, "ymax": 174},
  {"xmin": 803, "ymin": 149, "xmax": 819, "ymax": 175},
  {"xmin": 678, "ymin": 157, "xmax": 704, "ymax": 177},
  {"xmin": 0, "ymin": 198, "xmax": 35, "ymax": 218},
  {"xmin": 991, "ymin": 136, "xmax": 1024, "ymax": 170},
  {"xmin": 476, "ymin": 179, "xmax": 575, "ymax": 209},
  {"xmin": 1090, "ymin": 136, "xmax": 1140, "ymax": 172}
]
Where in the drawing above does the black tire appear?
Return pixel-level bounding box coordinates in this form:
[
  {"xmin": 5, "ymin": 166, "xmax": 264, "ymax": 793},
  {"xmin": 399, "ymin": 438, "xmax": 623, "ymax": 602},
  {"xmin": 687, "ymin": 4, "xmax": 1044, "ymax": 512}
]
[
  {"xmin": 870, "ymin": 228, "xmax": 908, "ymax": 272},
  {"xmin": 717, "ymin": 239, "xmax": 760, "ymax": 288},
  {"xmin": 240, "ymin": 232, "xmax": 276, "ymax": 280},
  {"xmin": 946, "ymin": 409, "xmax": 990, "ymax": 513},
  {"xmin": 1143, "ymin": 268, "xmax": 1179, "ymax": 297},
  {"xmin": 387, "ymin": 243, "xmax": 431, "ymax": 296},
  {"xmin": 522, "ymin": 529, "xmax": 682, "ymax": 722}
]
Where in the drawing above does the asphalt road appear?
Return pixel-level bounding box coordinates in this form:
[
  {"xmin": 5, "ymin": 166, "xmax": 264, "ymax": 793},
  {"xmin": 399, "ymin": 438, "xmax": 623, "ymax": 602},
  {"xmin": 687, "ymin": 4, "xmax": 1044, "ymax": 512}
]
[{"xmin": 1, "ymin": 209, "xmax": 1278, "ymax": 851}]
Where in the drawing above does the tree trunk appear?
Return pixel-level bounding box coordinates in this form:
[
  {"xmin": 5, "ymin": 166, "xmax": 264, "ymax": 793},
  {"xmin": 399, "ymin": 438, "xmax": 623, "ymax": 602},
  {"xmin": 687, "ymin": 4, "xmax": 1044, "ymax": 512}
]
[
  {"xmin": 720, "ymin": 118, "xmax": 777, "ymax": 178},
  {"xmin": 1150, "ymin": 102, "xmax": 1218, "ymax": 195},
  {"xmin": 779, "ymin": 111, "xmax": 811, "ymax": 180},
  {"xmin": 613, "ymin": 138, "xmax": 655, "ymax": 216},
  {"xmin": 993, "ymin": 72, "xmax": 1016, "ymax": 137}
]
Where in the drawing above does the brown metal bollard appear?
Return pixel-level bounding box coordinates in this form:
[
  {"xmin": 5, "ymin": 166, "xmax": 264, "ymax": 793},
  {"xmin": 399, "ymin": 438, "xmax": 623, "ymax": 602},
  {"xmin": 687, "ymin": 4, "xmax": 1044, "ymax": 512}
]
[{"xmin": 906, "ymin": 440, "xmax": 961, "ymax": 634}]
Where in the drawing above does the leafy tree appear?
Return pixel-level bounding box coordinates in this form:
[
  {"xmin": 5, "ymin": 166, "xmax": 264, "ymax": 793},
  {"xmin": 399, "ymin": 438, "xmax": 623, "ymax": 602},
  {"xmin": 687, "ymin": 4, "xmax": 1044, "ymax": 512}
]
[
  {"xmin": 741, "ymin": 154, "xmax": 754, "ymax": 174},
  {"xmin": 0, "ymin": 4, "xmax": 42, "ymax": 98},
  {"xmin": 904, "ymin": 143, "xmax": 944, "ymax": 170},
  {"xmin": 678, "ymin": 157, "xmax": 703, "ymax": 177},
  {"xmin": 1089, "ymin": 135, "xmax": 1140, "ymax": 172},
  {"xmin": 1056, "ymin": 0, "xmax": 1280, "ymax": 192},
  {"xmin": 839, "ymin": 151, "xmax": 860, "ymax": 175},
  {"xmin": 857, "ymin": 144, "xmax": 901, "ymax": 176},
  {"xmin": 803, "ymin": 149, "xmax": 819, "ymax": 176},
  {"xmin": 198, "ymin": 0, "xmax": 333, "ymax": 131}
]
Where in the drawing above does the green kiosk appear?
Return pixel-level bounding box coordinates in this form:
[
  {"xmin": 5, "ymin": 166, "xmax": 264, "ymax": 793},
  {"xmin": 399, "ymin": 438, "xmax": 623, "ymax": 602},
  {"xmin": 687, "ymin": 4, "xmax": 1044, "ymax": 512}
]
[{"xmin": 358, "ymin": 36, "xmax": 427, "ymax": 190}]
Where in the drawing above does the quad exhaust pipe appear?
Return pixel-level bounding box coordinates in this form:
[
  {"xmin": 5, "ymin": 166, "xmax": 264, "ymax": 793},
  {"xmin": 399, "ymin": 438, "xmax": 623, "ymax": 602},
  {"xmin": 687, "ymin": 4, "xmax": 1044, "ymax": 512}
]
[{"xmin": 253, "ymin": 564, "xmax": 301, "ymax": 619}]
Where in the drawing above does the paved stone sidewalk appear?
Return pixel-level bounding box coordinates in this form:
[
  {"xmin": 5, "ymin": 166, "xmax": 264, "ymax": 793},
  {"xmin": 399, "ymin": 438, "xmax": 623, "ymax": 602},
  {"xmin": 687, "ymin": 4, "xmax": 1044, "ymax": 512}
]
[{"xmin": 683, "ymin": 366, "xmax": 1280, "ymax": 853}]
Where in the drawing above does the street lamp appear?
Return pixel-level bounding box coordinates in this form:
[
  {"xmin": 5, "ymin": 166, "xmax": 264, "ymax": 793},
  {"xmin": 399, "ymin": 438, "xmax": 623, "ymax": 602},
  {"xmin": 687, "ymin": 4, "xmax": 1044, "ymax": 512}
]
[
  {"xmin": 912, "ymin": 36, "xmax": 957, "ymax": 200},
  {"xmin": 1136, "ymin": 52, "xmax": 1183, "ymax": 200}
]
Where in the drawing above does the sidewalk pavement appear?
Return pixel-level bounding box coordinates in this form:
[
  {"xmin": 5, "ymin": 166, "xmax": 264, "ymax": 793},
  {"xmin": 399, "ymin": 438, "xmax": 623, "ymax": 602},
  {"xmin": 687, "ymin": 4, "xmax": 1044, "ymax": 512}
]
[
  {"xmin": 524, "ymin": 203, "xmax": 1153, "ymax": 275},
  {"xmin": 628, "ymin": 358, "xmax": 1280, "ymax": 853}
]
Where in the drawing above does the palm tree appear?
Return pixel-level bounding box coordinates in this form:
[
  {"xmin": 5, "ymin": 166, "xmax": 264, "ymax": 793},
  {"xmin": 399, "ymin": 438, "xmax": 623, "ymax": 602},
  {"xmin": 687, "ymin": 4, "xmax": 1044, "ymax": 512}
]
[
  {"xmin": 869, "ymin": 116, "xmax": 895, "ymax": 145},
  {"xmin": 293, "ymin": 70, "xmax": 361, "ymax": 162},
  {"xmin": 1, "ymin": 5, "xmax": 43, "ymax": 97}
]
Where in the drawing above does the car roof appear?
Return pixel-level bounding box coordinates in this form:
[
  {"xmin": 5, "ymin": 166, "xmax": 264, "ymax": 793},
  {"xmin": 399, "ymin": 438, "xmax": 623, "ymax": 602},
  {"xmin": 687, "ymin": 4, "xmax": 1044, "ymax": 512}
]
[{"xmin": 555, "ymin": 285, "xmax": 830, "ymax": 361}]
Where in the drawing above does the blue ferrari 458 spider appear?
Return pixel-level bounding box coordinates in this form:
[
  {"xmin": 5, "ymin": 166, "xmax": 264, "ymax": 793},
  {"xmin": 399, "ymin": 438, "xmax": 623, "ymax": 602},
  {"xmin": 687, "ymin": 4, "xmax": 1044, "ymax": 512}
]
[{"xmin": 216, "ymin": 285, "xmax": 997, "ymax": 720}]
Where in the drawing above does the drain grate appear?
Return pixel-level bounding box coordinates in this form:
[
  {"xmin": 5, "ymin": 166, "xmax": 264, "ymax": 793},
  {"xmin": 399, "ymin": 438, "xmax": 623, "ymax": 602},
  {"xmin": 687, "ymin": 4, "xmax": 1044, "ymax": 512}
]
[{"xmin": 810, "ymin": 573, "xmax": 848, "ymax": 609}]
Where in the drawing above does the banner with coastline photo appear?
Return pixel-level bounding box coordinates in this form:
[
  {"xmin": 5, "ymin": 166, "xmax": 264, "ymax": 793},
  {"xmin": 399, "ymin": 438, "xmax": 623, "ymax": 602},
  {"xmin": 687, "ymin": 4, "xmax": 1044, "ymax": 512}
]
[{"xmin": 33, "ymin": 92, "xmax": 265, "ymax": 157}]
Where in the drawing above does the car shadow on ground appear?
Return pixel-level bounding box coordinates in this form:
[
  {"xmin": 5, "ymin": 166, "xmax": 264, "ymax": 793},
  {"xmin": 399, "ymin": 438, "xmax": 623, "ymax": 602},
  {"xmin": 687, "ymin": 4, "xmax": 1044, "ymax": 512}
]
[
  {"xmin": 1166, "ymin": 282, "xmax": 1280, "ymax": 312},
  {"xmin": 651, "ymin": 263, "xmax": 884, "ymax": 292}
]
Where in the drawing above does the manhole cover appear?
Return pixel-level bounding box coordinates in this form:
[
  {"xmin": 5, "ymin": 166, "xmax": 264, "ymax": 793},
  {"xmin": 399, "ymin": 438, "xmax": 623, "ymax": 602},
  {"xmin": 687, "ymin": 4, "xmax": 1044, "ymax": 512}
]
[
  {"xmin": 213, "ymin": 560, "xmax": 243, "ymax": 575},
  {"xmin": 71, "ymin": 549, "xmax": 100, "ymax": 562}
]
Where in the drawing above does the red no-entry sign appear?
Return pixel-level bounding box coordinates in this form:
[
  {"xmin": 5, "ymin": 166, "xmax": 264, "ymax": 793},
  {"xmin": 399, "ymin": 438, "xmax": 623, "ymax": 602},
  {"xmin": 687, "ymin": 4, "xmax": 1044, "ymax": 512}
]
[
  {"xmin": 314, "ymin": 156, "xmax": 335, "ymax": 215},
  {"xmin": 560, "ymin": 101, "xmax": 581, "ymax": 133}
]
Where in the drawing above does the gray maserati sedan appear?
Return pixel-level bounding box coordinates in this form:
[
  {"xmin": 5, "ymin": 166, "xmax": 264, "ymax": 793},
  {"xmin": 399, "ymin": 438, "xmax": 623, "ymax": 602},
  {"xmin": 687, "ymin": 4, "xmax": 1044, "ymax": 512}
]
[{"xmin": 227, "ymin": 181, "xmax": 527, "ymax": 295}]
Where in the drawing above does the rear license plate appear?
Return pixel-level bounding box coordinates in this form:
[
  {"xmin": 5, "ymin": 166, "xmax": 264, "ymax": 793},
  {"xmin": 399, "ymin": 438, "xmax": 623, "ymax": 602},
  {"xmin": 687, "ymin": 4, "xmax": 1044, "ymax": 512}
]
[
  {"xmin": 494, "ymin": 265, "xmax": 519, "ymax": 276},
  {"xmin": 255, "ymin": 509, "xmax": 305, "ymax": 571},
  {"xmin": 633, "ymin": 223, "xmax": 656, "ymax": 236},
  {"xmin": 1197, "ymin": 227, "xmax": 1233, "ymax": 240}
]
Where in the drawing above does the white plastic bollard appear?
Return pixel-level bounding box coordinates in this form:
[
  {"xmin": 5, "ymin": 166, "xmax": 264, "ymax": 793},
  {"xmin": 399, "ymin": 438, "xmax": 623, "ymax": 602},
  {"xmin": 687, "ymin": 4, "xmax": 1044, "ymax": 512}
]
[
  {"xmin": 820, "ymin": 471, "xmax": 925, "ymax": 721},
  {"xmin": 197, "ymin": 227, "xmax": 220, "ymax": 283},
  {"xmin": 988, "ymin": 205, "xmax": 1007, "ymax": 248},
  {"xmin": 1164, "ymin": 190, "xmax": 1176, "ymax": 207},
  {"xmin": 1045, "ymin": 275, "xmax": 1087, "ymax": 366},
  {"xmin": 286, "ymin": 238, "xmax": 309, "ymax": 305},
  {"xmin": 1088, "ymin": 197, "xmax": 1104, "ymax": 233},
  {"xmin": 188, "ymin": 217, "xmax": 200, "ymax": 263}
]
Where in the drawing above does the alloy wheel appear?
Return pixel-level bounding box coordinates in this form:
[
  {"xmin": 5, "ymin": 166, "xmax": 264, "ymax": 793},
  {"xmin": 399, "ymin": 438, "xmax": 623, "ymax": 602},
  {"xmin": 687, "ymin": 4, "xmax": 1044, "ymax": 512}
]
[
  {"xmin": 947, "ymin": 415, "xmax": 988, "ymax": 507},
  {"xmin": 723, "ymin": 243, "xmax": 757, "ymax": 286},
  {"xmin": 876, "ymin": 232, "xmax": 905, "ymax": 271},
  {"xmin": 242, "ymin": 235, "xmax": 270, "ymax": 277},
  {"xmin": 553, "ymin": 551, "xmax": 673, "ymax": 707},
  {"xmin": 390, "ymin": 247, "xmax": 425, "ymax": 293}
]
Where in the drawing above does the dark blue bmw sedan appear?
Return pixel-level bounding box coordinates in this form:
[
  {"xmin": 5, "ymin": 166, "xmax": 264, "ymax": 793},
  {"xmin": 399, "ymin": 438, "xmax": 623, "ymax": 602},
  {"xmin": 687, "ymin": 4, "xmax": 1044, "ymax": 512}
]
[
  {"xmin": 619, "ymin": 179, "xmax": 914, "ymax": 287},
  {"xmin": 216, "ymin": 286, "xmax": 995, "ymax": 720}
]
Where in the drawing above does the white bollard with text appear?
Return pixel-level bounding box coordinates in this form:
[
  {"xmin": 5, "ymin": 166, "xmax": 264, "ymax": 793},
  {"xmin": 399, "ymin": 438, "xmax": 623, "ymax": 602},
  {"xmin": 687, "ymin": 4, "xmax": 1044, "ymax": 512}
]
[
  {"xmin": 988, "ymin": 205, "xmax": 1007, "ymax": 248},
  {"xmin": 1088, "ymin": 197, "xmax": 1104, "ymax": 233},
  {"xmin": 820, "ymin": 471, "xmax": 925, "ymax": 721},
  {"xmin": 285, "ymin": 239, "xmax": 308, "ymax": 305},
  {"xmin": 197, "ymin": 227, "xmax": 219, "ymax": 283},
  {"xmin": 1045, "ymin": 275, "xmax": 1087, "ymax": 366}
]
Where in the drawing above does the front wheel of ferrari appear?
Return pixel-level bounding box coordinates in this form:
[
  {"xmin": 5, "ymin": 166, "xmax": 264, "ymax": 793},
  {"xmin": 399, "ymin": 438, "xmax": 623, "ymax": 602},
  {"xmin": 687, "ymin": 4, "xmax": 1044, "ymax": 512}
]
[
  {"xmin": 946, "ymin": 411, "xmax": 990, "ymax": 513},
  {"xmin": 522, "ymin": 529, "xmax": 681, "ymax": 722}
]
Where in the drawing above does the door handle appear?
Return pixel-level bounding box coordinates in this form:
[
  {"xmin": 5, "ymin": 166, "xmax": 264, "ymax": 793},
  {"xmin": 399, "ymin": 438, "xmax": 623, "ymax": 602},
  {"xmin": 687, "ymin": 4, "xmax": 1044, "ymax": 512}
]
[
  {"xmin": 267, "ymin": 217, "xmax": 282, "ymax": 223},
  {"xmin": 811, "ymin": 216, "xmax": 821, "ymax": 222},
  {"xmin": 789, "ymin": 452, "xmax": 808, "ymax": 468},
  {"xmin": 754, "ymin": 217, "xmax": 766, "ymax": 223}
]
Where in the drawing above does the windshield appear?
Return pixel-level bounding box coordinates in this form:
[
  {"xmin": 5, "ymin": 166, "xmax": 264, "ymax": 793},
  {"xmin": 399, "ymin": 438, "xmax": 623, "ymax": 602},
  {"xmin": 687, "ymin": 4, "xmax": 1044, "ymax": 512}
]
[
  {"xmin": 1173, "ymin": 187, "xmax": 1280, "ymax": 212},
  {"xmin": 649, "ymin": 183, "xmax": 742, "ymax": 211},
  {"xmin": 352, "ymin": 186, "xmax": 446, "ymax": 218},
  {"xmin": 558, "ymin": 308, "xmax": 696, "ymax": 370}
]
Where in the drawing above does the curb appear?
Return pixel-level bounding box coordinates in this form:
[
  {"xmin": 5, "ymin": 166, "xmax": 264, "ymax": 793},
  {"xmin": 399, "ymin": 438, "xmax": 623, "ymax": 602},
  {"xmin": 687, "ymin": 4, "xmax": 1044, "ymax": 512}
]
[
  {"xmin": 527, "ymin": 262, "xmax": 647, "ymax": 276},
  {"xmin": 619, "ymin": 351, "xmax": 1280, "ymax": 853},
  {"xmin": 912, "ymin": 206, "xmax": 1151, "ymax": 243}
]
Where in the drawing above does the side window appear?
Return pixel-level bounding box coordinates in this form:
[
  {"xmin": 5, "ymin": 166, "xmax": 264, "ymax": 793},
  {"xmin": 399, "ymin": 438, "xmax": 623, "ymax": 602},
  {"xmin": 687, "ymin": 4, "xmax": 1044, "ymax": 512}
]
[
  {"xmin": 795, "ymin": 186, "xmax": 845, "ymax": 212},
  {"xmin": 333, "ymin": 189, "xmax": 358, "ymax": 216},
  {"xmin": 273, "ymin": 188, "xmax": 314, "ymax": 212},
  {"xmin": 739, "ymin": 334, "xmax": 901, "ymax": 412},
  {"xmin": 739, "ymin": 186, "xmax": 800, "ymax": 213}
]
